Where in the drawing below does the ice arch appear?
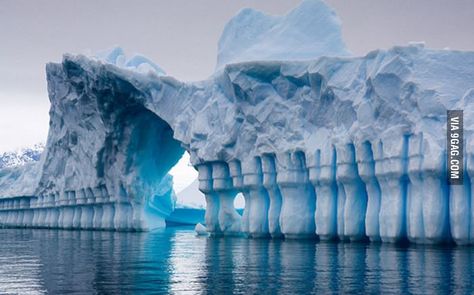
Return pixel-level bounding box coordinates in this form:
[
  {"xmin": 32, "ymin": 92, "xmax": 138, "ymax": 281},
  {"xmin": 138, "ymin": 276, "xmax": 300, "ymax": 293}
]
[{"xmin": 0, "ymin": 57, "xmax": 186, "ymax": 231}]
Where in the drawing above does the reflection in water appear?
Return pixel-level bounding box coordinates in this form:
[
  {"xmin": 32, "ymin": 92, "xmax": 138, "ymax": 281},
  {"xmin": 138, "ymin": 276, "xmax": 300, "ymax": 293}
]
[{"xmin": 0, "ymin": 228, "xmax": 473, "ymax": 294}]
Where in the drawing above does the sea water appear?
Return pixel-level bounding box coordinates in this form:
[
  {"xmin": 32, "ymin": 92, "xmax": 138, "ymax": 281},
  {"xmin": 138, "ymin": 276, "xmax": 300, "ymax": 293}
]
[{"xmin": 0, "ymin": 227, "xmax": 472, "ymax": 294}]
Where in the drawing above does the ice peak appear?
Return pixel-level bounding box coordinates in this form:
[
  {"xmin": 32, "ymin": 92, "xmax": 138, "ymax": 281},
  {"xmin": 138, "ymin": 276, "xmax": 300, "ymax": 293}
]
[
  {"xmin": 216, "ymin": 0, "xmax": 349, "ymax": 71},
  {"xmin": 94, "ymin": 46, "xmax": 166, "ymax": 76}
]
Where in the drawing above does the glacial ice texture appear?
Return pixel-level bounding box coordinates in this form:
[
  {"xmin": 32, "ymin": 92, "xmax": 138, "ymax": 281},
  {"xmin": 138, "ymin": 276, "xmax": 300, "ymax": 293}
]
[{"xmin": 1, "ymin": 0, "xmax": 474, "ymax": 245}]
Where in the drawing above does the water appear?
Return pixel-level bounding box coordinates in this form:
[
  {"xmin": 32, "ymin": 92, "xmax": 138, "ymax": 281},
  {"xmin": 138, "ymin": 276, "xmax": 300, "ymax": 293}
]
[{"xmin": 0, "ymin": 227, "xmax": 472, "ymax": 294}]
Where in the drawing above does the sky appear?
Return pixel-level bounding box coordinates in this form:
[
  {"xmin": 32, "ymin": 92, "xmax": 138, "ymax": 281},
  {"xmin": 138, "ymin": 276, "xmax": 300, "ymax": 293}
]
[{"xmin": 1, "ymin": 0, "xmax": 474, "ymax": 190}]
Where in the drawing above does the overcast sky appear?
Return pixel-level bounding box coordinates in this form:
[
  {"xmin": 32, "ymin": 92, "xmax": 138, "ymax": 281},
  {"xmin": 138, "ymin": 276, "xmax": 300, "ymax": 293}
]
[{"xmin": 1, "ymin": 0, "xmax": 473, "ymax": 153}]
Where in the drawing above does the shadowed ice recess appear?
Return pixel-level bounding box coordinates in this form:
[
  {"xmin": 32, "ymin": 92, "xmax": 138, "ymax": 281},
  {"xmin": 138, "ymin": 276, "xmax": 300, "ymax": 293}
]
[{"xmin": 1, "ymin": 0, "xmax": 474, "ymax": 245}]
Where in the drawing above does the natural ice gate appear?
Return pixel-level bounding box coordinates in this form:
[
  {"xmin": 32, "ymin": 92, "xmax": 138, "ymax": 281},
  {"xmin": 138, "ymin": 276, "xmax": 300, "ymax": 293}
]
[{"xmin": 1, "ymin": 0, "xmax": 474, "ymax": 245}]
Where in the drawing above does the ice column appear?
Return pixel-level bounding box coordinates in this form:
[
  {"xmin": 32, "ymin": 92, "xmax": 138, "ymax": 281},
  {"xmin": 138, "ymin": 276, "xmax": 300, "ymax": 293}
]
[
  {"xmin": 241, "ymin": 157, "xmax": 270, "ymax": 238},
  {"xmin": 37, "ymin": 195, "xmax": 47, "ymax": 228},
  {"xmin": 63, "ymin": 191, "xmax": 76, "ymax": 229},
  {"xmin": 197, "ymin": 164, "xmax": 221, "ymax": 236},
  {"xmin": 421, "ymin": 143, "xmax": 449, "ymax": 243},
  {"xmin": 229, "ymin": 160, "xmax": 250, "ymax": 236},
  {"xmin": 276, "ymin": 152, "xmax": 315, "ymax": 239},
  {"xmin": 407, "ymin": 134, "xmax": 425, "ymax": 243},
  {"xmin": 212, "ymin": 162, "xmax": 241, "ymax": 235},
  {"xmin": 57, "ymin": 191, "xmax": 67, "ymax": 228},
  {"xmin": 374, "ymin": 136, "xmax": 408, "ymax": 243},
  {"xmin": 31, "ymin": 197, "xmax": 39, "ymax": 227},
  {"xmin": 336, "ymin": 144, "xmax": 367, "ymax": 241},
  {"xmin": 22, "ymin": 198, "xmax": 33, "ymax": 227},
  {"xmin": 461, "ymin": 148, "xmax": 474, "ymax": 245},
  {"xmin": 308, "ymin": 147, "xmax": 338, "ymax": 240},
  {"xmin": 72, "ymin": 190, "xmax": 83, "ymax": 229},
  {"xmin": 100, "ymin": 186, "xmax": 115, "ymax": 230},
  {"xmin": 356, "ymin": 141, "xmax": 381, "ymax": 242},
  {"xmin": 261, "ymin": 154, "xmax": 282, "ymax": 238},
  {"xmin": 78, "ymin": 188, "xmax": 94, "ymax": 229},
  {"xmin": 48, "ymin": 193, "xmax": 59, "ymax": 228},
  {"xmin": 12, "ymin": 200, "xmax": 19, "ymax": 227},
  {"xmin": 92, "ymin": 187, "xmax": 104, "ymax": 229},
  {"xmin": 7, "ymin": 199, "xmax": 16, "ymax": 227},
  {"xmin": 114, "ymin": 201, "xmax": 132, "ymax": 231}
]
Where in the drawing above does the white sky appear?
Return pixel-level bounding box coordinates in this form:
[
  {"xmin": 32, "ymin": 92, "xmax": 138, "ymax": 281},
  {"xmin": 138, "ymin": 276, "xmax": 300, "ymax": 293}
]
[
  {"xmin": 169, "ymin": 152, "xmax": 197, "ymax": 192},
  {"xmin": 1, "ymin": 0, "xmax": 473, "ymax": 190}
]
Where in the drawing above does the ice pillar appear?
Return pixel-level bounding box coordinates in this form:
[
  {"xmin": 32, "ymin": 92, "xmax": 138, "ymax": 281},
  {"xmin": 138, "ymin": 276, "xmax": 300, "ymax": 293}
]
[
  {"xmin": 47, "ymin": 193, "xmax": 59, "ymax": 228},
  {"xmin": 229, "ymin": 160, "xmax": 250, "ymax": 236},
  {"xmin": 356, "ymin": 141, "xmax": 381, "ymax": 242},
  {"xmin": 212, "ymin": 162, "xmax": 241, "ymax": 235},
  {"xmin": 72, "ymin": 190, "xmax": 83, "ymax": 229},
  {"xmin": 62, "ymin": 191, "xmax": 76, "ymax": 229},
  {"xmin": 22, "ymin": 198, "xmax": 33, "ymax": 227},
  {"xmin": 407, "ymin": 134, "xmax": 425, "ymax": 243},
  {"xmin": 197, "ymin": 164, "xmax": 221, "ymax": 236},
  {"xmin": 100, "ymin": 186, "xmax": 115, "ymax": 230},
  {"xmin": 276, "ymin": 151, "xmax": 315, "ymax": 239},
  {"xmin": 308, "ymin": 147, "xmax": 338, "ymax": 240},
  {"xmin": 374, "ymin": 136, "xmax": 408, "ymax": 243},
  {"xmin": 336, "ymin": 144, "xmax": 367, "ymax": 241},
  {"xmin": 241, "ymin": 157, "xmax": 270, "ymax": 238},
  {"xmin": 421, "ymin": 143, "xmax": 449, "ymax": 243},
  {"xmin": 261, "ymin": 154, "xmax": 282, "ymax": 238},
  {"xmin": 80, "ymin": 188, "xmax": 95, "ymax": 229},
  {"xmin": 451, "ymin": 148, "xmax": 473, "ymax": 245}
]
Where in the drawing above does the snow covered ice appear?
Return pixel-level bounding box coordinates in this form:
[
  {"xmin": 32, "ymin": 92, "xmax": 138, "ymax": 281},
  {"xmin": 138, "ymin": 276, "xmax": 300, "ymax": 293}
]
[{"xmin": 1, "ymin": 0, "xmax": 474, "ymax": 244}]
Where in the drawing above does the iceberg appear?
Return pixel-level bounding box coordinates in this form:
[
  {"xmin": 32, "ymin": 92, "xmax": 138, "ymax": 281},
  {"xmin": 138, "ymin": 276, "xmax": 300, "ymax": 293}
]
[
  {"xmin": 195, "ymin": 223, "xmax": 209, "ymax": 236},
  {"xmin": 1, "ymin": 0, "xmax": 474, "ymax": 245},
  {"xmin": 216, "ymin": 0, "xmax": 349, "ymax": 70}
]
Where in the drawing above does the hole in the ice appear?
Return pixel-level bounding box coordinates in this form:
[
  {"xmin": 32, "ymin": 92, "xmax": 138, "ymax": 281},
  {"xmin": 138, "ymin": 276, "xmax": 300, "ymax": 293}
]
[
  {"xmin": 234, "ymin": 193, "xmax": 245, "ymax": 215},
  {"xmin": 165, "ymin": 151, "xmax": 208, "ymax": 227},
  {"xmin": 169, "ymin": 152, "xmax": 201, "ymax": 208}
]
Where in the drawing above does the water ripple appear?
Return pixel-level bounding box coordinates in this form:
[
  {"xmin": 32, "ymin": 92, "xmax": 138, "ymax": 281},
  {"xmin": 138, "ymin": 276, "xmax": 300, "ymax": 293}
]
[{"xmin": 0, "ymin": 228, "xmax": 472, "ymax": 294}]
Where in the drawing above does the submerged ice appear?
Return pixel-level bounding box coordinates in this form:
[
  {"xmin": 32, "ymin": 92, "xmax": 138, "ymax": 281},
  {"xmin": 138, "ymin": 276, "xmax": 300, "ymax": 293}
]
[{"xmin": 1, "ymin": 0, "xmax": 474, "ymax": 244}]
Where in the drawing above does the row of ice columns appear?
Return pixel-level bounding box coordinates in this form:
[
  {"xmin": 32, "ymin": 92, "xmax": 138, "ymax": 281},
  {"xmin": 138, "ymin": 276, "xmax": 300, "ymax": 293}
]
[
  {"xmin": 194, "ymin": 133, "xmax": 470, "ymax": 243},
  {"xmin": 0, "ymin": 197, "xmax": 33, "ymax": 227},
  {"xmin": 197, "ymin": 156, "xmax": 281, "ymax": 238},
  {"xmin": 0, "ymin": 184, "xmax": 144, "ymax": 231}
]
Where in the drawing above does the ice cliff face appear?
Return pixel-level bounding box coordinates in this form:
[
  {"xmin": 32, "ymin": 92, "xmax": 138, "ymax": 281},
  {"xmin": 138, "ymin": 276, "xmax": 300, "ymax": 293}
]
[{"xmin": 1, "ymin": 0, "xmax": 474, "ymax": 244}]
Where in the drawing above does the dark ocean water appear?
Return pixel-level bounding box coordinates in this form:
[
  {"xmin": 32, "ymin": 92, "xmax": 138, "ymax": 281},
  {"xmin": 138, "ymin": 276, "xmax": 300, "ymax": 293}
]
[{"xmin": 0, "ymin": 227, "xmax": 472, "ymax": 294}]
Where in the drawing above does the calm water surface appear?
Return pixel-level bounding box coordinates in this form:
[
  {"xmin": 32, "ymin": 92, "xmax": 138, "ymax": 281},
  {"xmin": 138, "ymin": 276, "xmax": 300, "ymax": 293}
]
[{"xmin": 0, "ymin": 227, "xmax": 472, "ymax": 294}]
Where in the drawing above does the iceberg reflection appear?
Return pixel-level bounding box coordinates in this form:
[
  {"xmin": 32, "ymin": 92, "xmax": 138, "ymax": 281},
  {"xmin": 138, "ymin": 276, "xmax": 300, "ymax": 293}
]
[{"xmin": 0, "ymin": 228, "xmax": 472, "ymax": 293}]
